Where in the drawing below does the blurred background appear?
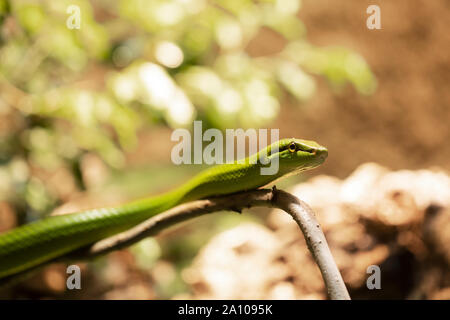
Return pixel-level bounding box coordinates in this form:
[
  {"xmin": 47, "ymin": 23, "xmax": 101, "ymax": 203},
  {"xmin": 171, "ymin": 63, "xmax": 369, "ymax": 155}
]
[{"xmin": 0, "ymin": 0, "xmax": 449, "ymax": 299}]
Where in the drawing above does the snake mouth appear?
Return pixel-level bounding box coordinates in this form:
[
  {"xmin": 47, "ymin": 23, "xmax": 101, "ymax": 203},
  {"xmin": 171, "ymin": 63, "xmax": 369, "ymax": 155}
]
[
  {"xmin": 301, "ymin": 147, "xmax": 326, "ymax": 155},
  {"xmin": 302, "ymin": 147, "xmax": 327, "ymax": 161},
  {"xmin": 298, "ymin": 147, "xmax": 316, "ymax": 154}
]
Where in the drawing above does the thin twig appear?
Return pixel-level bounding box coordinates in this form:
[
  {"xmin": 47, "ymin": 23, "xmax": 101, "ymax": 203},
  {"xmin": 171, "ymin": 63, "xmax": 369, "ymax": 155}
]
[
  {"xmin": 272, "ymin": 189, "xmax": 350, "ymax": 300},
  {"xmin": 1, "ymin": 188, "xmax": 350, "ymax": 299}
]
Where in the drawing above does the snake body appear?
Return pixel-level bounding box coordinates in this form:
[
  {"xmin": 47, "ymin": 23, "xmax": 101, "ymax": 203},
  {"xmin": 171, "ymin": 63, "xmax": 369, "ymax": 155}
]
[{"xmin": 0, "ymin": 138, "xmax": 327, "ymax": 280}]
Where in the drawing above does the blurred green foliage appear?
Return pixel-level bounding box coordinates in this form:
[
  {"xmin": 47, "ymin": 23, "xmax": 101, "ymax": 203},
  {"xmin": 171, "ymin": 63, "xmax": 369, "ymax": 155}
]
[{"xmin": 0, "ymin": 0, "xmax": 376, "ymax": 218}]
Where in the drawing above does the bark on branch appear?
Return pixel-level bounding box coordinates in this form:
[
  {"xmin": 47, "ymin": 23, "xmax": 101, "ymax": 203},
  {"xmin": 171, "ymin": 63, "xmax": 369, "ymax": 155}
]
[
  {"xmin": 2, "ymin": 188, "xmax": 350, "ymax": 300},
  {"xmin": 69, "ymin": 187, "xmax": 350, "ymax": 300}
]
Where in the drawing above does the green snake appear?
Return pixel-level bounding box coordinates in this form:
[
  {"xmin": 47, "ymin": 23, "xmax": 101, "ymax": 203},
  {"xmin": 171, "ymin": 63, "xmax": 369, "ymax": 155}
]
[{"xmin": 0, "ymin": 138, "xmax": 327, "ymax": 280}]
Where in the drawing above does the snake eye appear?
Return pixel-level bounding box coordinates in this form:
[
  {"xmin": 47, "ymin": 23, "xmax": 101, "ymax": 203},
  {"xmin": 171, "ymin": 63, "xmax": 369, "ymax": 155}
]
[{"xmin": 288, "ymin": 142, "xmax": 296, "ymax": 153}]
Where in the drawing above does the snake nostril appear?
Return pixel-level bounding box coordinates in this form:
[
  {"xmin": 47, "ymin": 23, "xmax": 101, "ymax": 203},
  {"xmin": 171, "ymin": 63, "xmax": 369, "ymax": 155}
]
[{"xmin": 316, "ymin": 149, "xmax": 328, "ymax": 159}]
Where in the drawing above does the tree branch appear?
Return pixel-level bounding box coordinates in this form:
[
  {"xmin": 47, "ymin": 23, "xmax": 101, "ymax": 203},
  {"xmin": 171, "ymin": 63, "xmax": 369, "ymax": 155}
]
[
  {"xmin": 271, "ymin": 189, "xmax": 350, "ymax": 300},
  {"xmin": 2, "ymin": 188, "xmax": 350, "ymax": 300},
  {"xmin": 68, "ymin": 187, "xmax": 350, "ymax": 300}
]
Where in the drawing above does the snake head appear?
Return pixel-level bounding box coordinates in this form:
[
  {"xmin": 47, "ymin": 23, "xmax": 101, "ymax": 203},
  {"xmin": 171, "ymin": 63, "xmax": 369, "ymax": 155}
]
[{"xmin": 268, "ymin": 138, "xmax": 328, "ymax": 173}]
